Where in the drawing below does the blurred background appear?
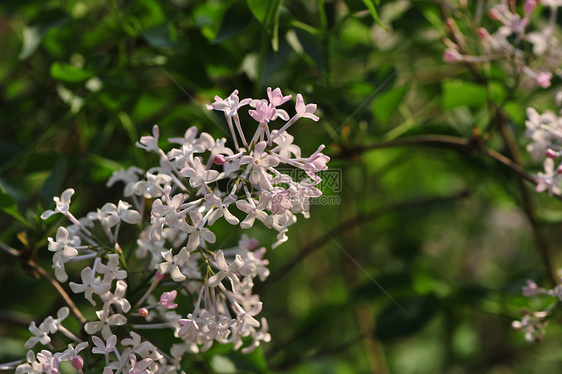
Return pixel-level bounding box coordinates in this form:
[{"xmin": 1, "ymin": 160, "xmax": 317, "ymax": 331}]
[{"xmin": 2, "ymin": 0, "xmax": 562, "ymax": 373}]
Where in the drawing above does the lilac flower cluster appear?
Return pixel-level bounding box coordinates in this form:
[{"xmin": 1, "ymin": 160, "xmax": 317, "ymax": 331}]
[
  {"xmin": 443, "ymin": 0, "xmax": 562, "ymax": 88},
  {"xmin": 13, "ymin": 88, "xmax": 329, "ymax": 373},
  {"xmin": 512, "ymin": 278, "xmax": 562, "ymax": 342},
  {"xmin": 524, "ymin": 106, "xmax": 562, "ymax": 195}
]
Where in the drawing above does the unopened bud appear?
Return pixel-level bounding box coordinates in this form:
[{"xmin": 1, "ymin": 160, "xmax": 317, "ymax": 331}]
[
  {"xmin": 557, "ymin": 165, "xmax": 562, "ymax": 174},
  {"xmin": 139, "ymin": 308, "xmax": 149, "ymax": 317},
  {"xmin": 72, "ymin": 356, "xmax": 84, "ymax": 371},
  {"xmin": 443, "ymin": 49, "xmax": 463, "ymax": 63},
  {"xmin": 248, "ymin": 238, "xmax": 259, "ymax": 250},
  {"xmin": 545, "ymin": 149, "xmax": 558, "ymax": 159},
  {"xmin": 524, "ymin": 0, "xmax": 537, "ymax": 15},
  {"xmin": 536, "ymin": 72, "xmax": 552, "ymax": 88},
  {"xmin": 213, "ymin": 155, "xmax": 226, "ymax": 165},
  {"xmin": 445, "ymin": 18, "xmax": 457, "ymax": 32},
  {"xmin": 489, "ymin": 8, "xmax": 501, "ymax": 20},
  {"xmin": 477, "ymin": 28, "xmax": 490, "ymax": 41}
]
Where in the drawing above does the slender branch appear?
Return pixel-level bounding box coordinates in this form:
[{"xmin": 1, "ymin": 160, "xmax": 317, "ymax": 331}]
[
  {"xmin": 332, "ymin": 134, "xmax": 557, "ymax": 199},
  {"xmin": 33, "ymin": 265, "xmax": 88, "ymax": 325},
  {"xmin": 494, "ymin": 112, "xmax": 557, "ymax": 286},
  {"xmin": 258, "ymin": 189, "xmax": 470, "ymax": 292},
  {"xmin": 0, "ymin": 241, "xmax": 88, "ymax": 325}
]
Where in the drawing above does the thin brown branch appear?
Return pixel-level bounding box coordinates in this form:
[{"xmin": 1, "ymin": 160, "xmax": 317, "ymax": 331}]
[
  {"xmin": 332, "ymin": 134, "xmax": 556, "ymax": 198},
  {"xmin": 495, "ymin": 113, "xmax": 557, "ymax": 286},
  {"xmin": 332, "ymin": 132, "xmax": 557, "ymax": 285},
  {"xmin": 0, "ymin": 241, "xmax": 88, "ymax": 325},
  {"xmin": 258, "ymin": 189, "xmax": 470, "ymax": 292}
]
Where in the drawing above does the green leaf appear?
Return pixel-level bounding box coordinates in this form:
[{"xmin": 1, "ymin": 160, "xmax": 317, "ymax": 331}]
[
  {"xmin": 212, "ymin": 2, "xmax": 254, "ymax": 44},
  {"xmin": 142, "ymin": 23, "xmax": 180, "ymax": 48},
  {"xmin": 375, "ymin": 294, "xmax": 439, "ymax": 341},
  {"xmin": 18, "ymin": 9, "xmax": 70, "ymax": 60},
  {"xmin": 442, "ymin": 79, "xmax": 487, "ymax": 110},
  {"xmin": 0, "ymin": 180, "xmax": 29, "ymax": 227},
  {"xmin": 290, "ymin": 27, "xmax": 323, "ymax": 70},
  {"xmin": 361, "ymin": 0, "xmax": 386, "ymax": 30},
  {"xmin": 372, "ymin": 84, "xmax": 408, "ymax": 123},
  {"xmin": 50, "ymin": 62, "xmax": 94, "ymax": 83},
  {"xmin": 41, "ymin": 156, "xmax": 68, "ymax": 205},
  {"xmin": 246, "ymin": 0, "xmax": 283, "ymax": 51}
]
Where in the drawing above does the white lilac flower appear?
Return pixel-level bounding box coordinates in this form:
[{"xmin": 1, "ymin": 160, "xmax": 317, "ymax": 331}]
[
  {"xmin": 157, "ymin": 247, "xmax": 190, "ymax": 282},
  {"xmin": 271, "ymin": 130, "xmax": 301, "ymax": 159},
  {"xmin": 136, "ymin": 125, "xmax": 160, "ymax": 153},
  {"xmin": 57, "ymin": 341, "xmax": 89, "ymax": 362},
  {"xmin": 47, "ymin": 226, "xmax": 80, "ymax": 282},
  {"xmin": 92, "ymin": 335, "xmax": 117, "ymax": 355},
  {"xmin": 236, "ymin": 194, "xmax": 271, "ymax": 229},
  {"xmin": 179, "ymin": 211, "xmax": 216, "ymax": 251},
  {"xmin": 122, "ymin": 332, "xmax": 152, "ymax": 358},
  {"xmin": 179, "ymin": 157, "xmax": 220, "ymax": 189},
  {"xmin": 96, "ymin": 254, "xmax": 127, "ymax": 284},
  {"xmin": 535, "ymin": 158, "xmax": 561, "ymax": 195},
  {"xmin": 15, "ymin": 350, "xmax": 43, "ymax": 374},
  {"xmin": 41, "ymin": 188, "xmax": 75, "ymax": 220},
  {"xmin": 207, "ymin": 250, "xmax": 244, "ymax": 292},
  {"xmin": 205, "ymin": 193, "xmax": 239, "ymax": 225},
  {"xmin": 133, "ymin": 172, "xmax": 172, "ymax": 199},
  {"xmin": 98, "ymin": 201, "xmax": 141, "ymax": 228},
  {"xmin": 24, "ymin": 317, "xmax": 54, "ymax": 349},
  {"xmin": 128, "ymin": 354, "xmax": 153, "ymax": 374},
  {"xmin": 69, "ymin": 266, "xmax": 112, "ymax": 306},
  {"xmin": 240, "ymin": 141, "xmax": 279, "ymax": 190},
  {"xmin": 36, "ymin": 351, "xmax": 60, "ymax": 374},
  {"xmin": 241, "ymin": 317, "xmax": 271, "ymax": 354},
  {"xmin": 168, "ymin": 143, "xmax": 205, "ymax": 170},
  {"xmin": 101, "ymin": 279, "xmax": 131, "ymax": 313},
  {"xmin": 106, "ymin": 167, "xmax": 144, "ymax": 197},
  {"xmin": 85, "ymin": 310, "xmax": 127, "ymax": 339}
]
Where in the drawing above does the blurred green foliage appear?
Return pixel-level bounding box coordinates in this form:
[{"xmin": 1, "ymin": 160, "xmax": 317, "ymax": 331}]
[{"xmin": 2, "ymin": 0, "xmax": 562, "ymax": 373}]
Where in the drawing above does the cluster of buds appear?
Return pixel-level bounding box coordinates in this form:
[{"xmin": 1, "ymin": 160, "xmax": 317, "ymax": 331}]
[
  {"xmin": 12, "ymin": 88, "xmax": 329, "ymax": 373},
  {"xmin": 443, "ymin": 0, "xmax": 562, "ymax": 88},
  {"xmin": 512, "ymin": 278, "xmax": 562, "ymax": 342}
]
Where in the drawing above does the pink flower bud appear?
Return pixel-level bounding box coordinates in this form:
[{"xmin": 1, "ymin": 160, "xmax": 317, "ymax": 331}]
[
  {"xmin": 536, "ymin": 72, "xmax": 552, "ymax": 88},
  {"xmin": 213, "ymin": 154, "xmax": 226, "ymax": 165},
  {"xmin": 445, "ymin": 18, "xmax": 457, "ymax": 32},
  {"xmin": 248, "ymin": 238, "xmax": 259, "ymax": 250},
  {"xmin": 155, "ymin": 270, "xmax": 164, "ymax": 281},
  {"xmin": 443, "ymin": 49, "xmax": 463, "ymax": 63},
  {"xmin": 545, "ymin": 149, "xmax": 558, "ymax": 158},
  {"xmin": 72, "ymin": 356, "xmax": 84, "ymax": 370},
  {"xmin": 139, "ymin": 308, "xmax": 149, "ymax": 317},
  {"xmin": 489, "ymin": 8, "xmax": 501, "ymax": 20},
  {"xmin": 557, "ymin": 165, "xmax": 562, "ymax": 174},
  {"xmin": 524, "ymin": 0, "xmax": 537, "ymax": 15},
  {"xmin": 477, "ymin": 28, "xmax": 490, "ymax": 41},
  {"xmin": 160, "ymin": 290, "xmax": 178, "ymax": 309}
]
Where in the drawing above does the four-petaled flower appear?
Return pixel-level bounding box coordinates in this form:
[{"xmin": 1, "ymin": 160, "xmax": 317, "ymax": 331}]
[
  {"xmin": 41, "ymin": 188, "xmax": 75, "ymax": 220},
  {"xmin": 157, "ymin": 247, "xmax": 190, "ymax": 282},
  {"xmin": 207, "ymin": 250, "xmax": 244, "ymax": 292},
  {"xmin": 48, "ymin": 226, "xmax": 80, "ymax": 282},
  {"xmin": 70, "ymin": 266, "xmax": 112, "ymax": 306}
]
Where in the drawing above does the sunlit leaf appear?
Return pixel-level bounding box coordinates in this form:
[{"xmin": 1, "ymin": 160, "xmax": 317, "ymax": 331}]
[
  {"xmin": 50, "ymin": 62, "xmax": 94, "ymax": 83},
  {"xmin": 18, "ymin": 9, "xmax": 70, "ymax": 60}
]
